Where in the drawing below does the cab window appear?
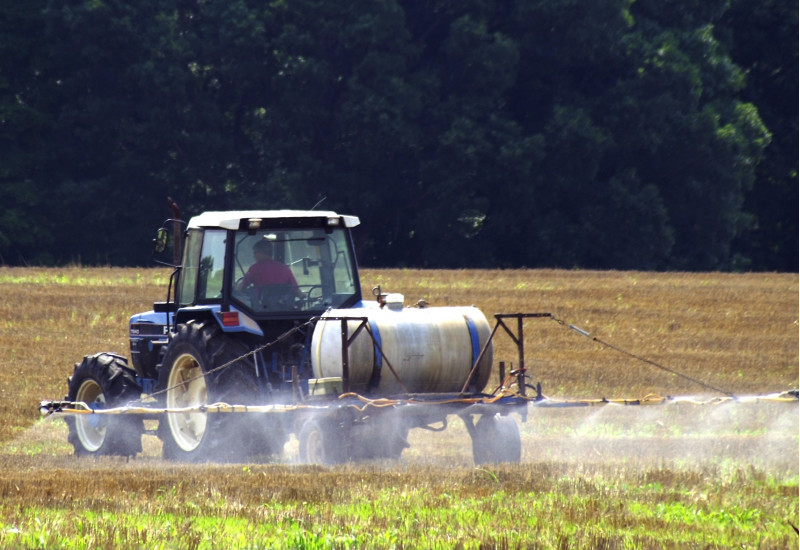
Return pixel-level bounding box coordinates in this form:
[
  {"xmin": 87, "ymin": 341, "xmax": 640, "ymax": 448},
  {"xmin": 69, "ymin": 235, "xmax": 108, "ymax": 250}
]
[
  {"xmin": 178, "ymin": 229, "xmax": 202, "ymax": 306},
  {"xmin": 231, "ymin": 227, "xmax": 358, "ymax": 313},
  {"xmin": 178, "ymin": 229, "xmax": 227, "ymax": 305},
  {"xmin": 197, "ymin": 230, "xmax": 227, "ymax": 300}
]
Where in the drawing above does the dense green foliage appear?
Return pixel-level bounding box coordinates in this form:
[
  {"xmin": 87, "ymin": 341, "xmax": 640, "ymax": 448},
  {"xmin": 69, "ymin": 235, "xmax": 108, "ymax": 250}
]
[{"xmin": 1, "ymin": 0, "xmax": 796, "ymax": 269}]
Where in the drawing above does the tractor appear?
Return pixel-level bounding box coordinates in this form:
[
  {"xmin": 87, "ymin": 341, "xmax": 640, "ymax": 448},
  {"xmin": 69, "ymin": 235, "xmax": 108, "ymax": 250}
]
[{"xmin": 63, "ymin": 209, "xmax": 523, "ymax": 464}]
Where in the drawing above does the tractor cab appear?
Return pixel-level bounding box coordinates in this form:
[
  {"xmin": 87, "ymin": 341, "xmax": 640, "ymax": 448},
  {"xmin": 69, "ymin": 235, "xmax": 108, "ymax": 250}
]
[
  {"xmin": 131, "ymin": 210, "xmax": 363, "ymax": 380},
  {"xmin": 176, "ymin": 211, "xmax": 362, "ymax": 318}
]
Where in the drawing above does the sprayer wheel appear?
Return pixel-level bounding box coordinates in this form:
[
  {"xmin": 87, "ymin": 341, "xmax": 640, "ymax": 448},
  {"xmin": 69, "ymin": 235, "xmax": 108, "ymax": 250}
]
[
  {"xmin": 158, "ymin": 320, "xmax": 264, "ymax": 462},
  {"xmin": 298, "ymin": 418, "xmax": 345, "ymax": 465},
  {"xmin": 471, "ymin": 413, "xmax": 522, "ymax": 465},
  {"xmin": 65, "ymin": 352, "xmax": 144, "ymax": 457}
]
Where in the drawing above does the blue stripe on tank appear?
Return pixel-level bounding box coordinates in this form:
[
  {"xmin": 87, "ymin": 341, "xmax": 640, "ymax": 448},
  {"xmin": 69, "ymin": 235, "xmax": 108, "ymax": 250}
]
[
  {"xmin": 368, "ymin": 319, "xmax": 382, "ymax": 370},
  {"xmin": 464, "ymin": 313, "xmax": 480, "ymax": 368}
]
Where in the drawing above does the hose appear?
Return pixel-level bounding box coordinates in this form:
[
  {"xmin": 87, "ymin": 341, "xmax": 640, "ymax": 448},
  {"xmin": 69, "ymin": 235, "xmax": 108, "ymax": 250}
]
[{"xmin": 39, "ymin": 389, "xmax": 797, "ymax": 418}]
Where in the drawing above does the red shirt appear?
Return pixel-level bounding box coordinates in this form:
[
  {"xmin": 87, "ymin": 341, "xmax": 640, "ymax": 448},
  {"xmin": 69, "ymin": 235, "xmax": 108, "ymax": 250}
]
[{"xmin": 243, "ymin": 259, "xmax": 299, "ymax": 288}]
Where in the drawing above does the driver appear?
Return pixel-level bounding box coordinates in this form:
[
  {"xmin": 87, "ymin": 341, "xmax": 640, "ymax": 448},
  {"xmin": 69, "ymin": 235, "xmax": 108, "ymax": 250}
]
[{"xmin": 236, "ymin": 239, "xmax": 301, "ymax": 295}]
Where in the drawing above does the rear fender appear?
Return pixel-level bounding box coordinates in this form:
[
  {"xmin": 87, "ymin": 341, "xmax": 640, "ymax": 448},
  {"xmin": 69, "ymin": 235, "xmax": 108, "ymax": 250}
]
[{"xmin": 175, "ymin": 305, "xmax": 264, "ymax": 337}]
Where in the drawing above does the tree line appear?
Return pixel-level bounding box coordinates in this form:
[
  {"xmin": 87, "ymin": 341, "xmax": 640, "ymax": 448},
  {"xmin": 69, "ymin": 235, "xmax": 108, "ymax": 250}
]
[{"xmin": 1, "ymin": 0, "xmax": 796, "ymax": 270}]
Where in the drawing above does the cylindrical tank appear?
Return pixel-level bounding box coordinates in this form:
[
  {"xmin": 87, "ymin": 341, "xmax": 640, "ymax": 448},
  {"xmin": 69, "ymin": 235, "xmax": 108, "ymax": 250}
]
[{"xmin": 310, "ymin": 305, "xmax": 493, "ymax": 394}]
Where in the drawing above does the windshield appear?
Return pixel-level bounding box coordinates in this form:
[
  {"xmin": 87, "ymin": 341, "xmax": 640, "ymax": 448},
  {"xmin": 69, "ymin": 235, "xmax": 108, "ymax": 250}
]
[{"xmin": 231, "ymin": 227, "xmax": 359, "ymax": 314}]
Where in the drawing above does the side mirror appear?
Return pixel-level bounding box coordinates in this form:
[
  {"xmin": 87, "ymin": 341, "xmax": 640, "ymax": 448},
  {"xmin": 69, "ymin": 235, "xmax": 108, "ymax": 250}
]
[
  {"xmin": 152, "ymin": 217, "xmax": 186, "ymax": 267},
  {"xmin": 153, "ymin": 227, "xmax": 169, "ymax": 253}
]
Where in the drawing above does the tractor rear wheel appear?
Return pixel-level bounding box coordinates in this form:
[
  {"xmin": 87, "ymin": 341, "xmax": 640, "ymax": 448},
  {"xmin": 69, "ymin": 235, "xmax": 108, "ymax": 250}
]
[
  {"xmin": 158, "ymin": 320, "xmax": 283, "ymax": 462},
  {"xmin": 65, "ymin": 352, "xmax": 143, "ymax": 457}
]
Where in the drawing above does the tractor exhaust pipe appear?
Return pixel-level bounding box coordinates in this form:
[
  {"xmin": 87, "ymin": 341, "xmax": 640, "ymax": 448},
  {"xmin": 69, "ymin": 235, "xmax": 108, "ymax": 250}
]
[{"xmin": 167, "ymin": 197, "xmax": 182, "ymax": 265}]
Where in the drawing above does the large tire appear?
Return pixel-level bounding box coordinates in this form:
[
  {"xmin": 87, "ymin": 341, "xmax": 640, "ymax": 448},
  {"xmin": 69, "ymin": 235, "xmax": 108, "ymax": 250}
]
[
  {"xmin": 470, "ymin": 413, "xmax": 522, "ymax": 465},
  {"xmin": 65, "ymin": 352, "xmax": 143, "ymax": 457},
  {"xmin": 157, "ymin": 320, "xmax": 284, "ymax": 462},
  {"xmin": 298, "ymin": 418, "xmax": 345, "ymax": 465}
]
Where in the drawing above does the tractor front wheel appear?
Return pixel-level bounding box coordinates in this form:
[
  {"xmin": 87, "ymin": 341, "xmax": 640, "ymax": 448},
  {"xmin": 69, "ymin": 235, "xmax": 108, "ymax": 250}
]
[{"xmin": 65, "ymin": 352, "xmax": 144, "ymax": 457}]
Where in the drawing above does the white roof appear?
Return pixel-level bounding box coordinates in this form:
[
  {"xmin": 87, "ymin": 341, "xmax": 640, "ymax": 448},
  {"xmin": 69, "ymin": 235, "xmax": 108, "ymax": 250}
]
[{"xmin": 187, "ymin": 210, "xmax": 360, "ymax": 230}]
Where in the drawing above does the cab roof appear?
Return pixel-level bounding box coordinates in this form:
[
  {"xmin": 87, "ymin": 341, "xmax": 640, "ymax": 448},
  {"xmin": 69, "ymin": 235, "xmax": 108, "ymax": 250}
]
[{"xmin": 187, "ymin": 210, "xmax": 360, "ymax": 230}]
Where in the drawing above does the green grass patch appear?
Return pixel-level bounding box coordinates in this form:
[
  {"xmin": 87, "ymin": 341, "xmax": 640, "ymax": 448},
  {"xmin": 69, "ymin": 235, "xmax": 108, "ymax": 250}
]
[{"xmin": 1, "ymin": 464, "xmax": 796, "ymax": 549}]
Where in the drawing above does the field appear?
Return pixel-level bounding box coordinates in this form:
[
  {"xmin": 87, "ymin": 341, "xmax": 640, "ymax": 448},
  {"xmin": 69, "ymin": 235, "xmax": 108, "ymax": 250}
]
[{"xmin": 0, "ymin": 266, "xmax": 797, "ymax": 548}]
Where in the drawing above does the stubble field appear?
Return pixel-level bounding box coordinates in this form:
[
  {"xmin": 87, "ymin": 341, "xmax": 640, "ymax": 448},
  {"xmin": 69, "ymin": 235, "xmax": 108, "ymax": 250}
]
[{"xmin": 0, "ymin": 266, "xmax": 797, "ymax": 548}]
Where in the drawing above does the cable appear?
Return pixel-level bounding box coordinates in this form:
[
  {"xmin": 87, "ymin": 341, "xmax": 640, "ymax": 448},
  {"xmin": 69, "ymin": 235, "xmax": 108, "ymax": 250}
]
[
  {"xmin": 550, "ymin": 315, "xmax": 738, "ymax": 398},
  {"xmin": 126, "ymin": 319, "xmax": 315, "ymax": 407}
]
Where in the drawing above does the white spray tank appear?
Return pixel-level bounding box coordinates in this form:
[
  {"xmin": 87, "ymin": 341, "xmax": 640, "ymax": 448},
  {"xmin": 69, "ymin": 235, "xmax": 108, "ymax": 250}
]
[{"xmin": 310, "ymin": 294, "xmax": 493, "ymax": 394}]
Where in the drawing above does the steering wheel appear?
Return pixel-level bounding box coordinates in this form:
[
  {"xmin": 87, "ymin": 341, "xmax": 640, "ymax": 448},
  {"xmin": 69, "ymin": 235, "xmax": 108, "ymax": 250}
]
[
  {"xmin": 300, "ymin": 285, "xmax": 324, "ymax": 308},
  {"xmin": 233, "ymin": 277, "xmax": 258, "ymax": 308}
]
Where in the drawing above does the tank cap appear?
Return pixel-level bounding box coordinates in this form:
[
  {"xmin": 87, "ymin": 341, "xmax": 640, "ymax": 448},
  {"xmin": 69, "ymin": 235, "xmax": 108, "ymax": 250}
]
[{"xmin": 384, "ymin": 293, "xmax": 404, "ymax": 310}]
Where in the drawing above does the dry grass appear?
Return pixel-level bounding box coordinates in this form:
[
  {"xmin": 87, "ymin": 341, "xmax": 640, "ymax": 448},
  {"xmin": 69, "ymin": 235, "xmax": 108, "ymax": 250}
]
[{"xmin": 0, "ymin": 267, "xmax": 797, "ymax": 548}]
